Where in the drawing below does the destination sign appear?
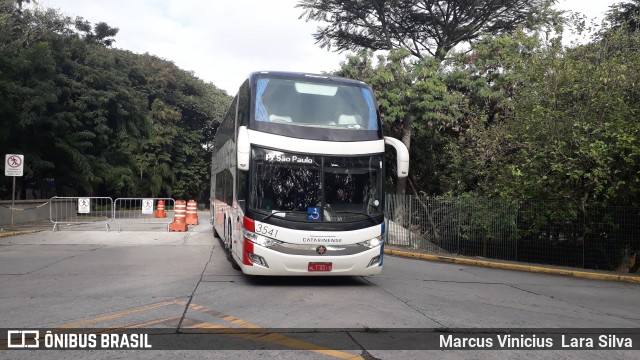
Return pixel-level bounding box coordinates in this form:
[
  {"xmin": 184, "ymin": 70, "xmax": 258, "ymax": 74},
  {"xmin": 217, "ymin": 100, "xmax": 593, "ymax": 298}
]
[{"xmin": 265, "ymin": 153, "xmax": 314, "ymax": 164}]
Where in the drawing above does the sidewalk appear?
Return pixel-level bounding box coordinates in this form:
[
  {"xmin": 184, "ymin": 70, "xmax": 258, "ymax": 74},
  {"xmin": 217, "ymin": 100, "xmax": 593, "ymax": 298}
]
[{"xmin": 385, "ymin": 245, "xmax": 640, "ymax": 284}]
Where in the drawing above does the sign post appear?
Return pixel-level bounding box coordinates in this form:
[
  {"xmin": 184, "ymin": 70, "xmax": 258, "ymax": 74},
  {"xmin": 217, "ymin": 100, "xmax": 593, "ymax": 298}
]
[{"xmin": 5, "ymin": 154, "xmax": 24, "ymax": 226}]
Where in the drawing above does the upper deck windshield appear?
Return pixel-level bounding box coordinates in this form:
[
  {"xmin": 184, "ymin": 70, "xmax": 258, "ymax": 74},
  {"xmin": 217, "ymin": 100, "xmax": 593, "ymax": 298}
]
[{"xmin": 251, "ymin": 76, "xmax": 381, "ymax": 141}]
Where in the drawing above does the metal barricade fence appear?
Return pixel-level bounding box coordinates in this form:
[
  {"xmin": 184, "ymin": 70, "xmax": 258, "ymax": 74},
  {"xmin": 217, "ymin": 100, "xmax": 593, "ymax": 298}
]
[
  {"xmin": 112, "ymin": 198, "xmax": 175, "ymax": 232},
  {"xmin": 50, "ymin": 197, "xmax": 113, "ymax": 231},
  {"xmin": 385, "ymin": 194, "xmax": 640, "ymax": 272}
]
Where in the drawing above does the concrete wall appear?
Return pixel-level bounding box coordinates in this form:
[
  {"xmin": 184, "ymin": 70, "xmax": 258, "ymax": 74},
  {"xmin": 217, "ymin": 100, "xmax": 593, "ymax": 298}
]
[{"xmin": 0, "ymin": 199, "xmax": 51, "ymax": 226}]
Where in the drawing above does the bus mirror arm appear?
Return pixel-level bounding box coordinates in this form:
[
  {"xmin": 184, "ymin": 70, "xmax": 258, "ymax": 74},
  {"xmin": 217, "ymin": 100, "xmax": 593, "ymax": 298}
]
[
  {"xmin": 384, "ymin": 136, "xmax": 409, "ymax": 178},
  {"xmin": 237, "ymin": 126, "xmax": 250, "ymax": 171}
]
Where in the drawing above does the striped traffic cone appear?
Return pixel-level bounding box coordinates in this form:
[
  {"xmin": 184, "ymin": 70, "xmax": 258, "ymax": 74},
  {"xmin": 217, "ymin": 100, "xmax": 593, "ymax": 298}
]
[
  {"xmin": 169, "ymin": 200, "xmax": 188, "ymax": 232},
  {"xmin": 155, "ymin": 199, "xmax": 166, "ymax": 218},
  {"xmin": 186, "ymin": 200, "xmax": 199, "ymax": 225}
]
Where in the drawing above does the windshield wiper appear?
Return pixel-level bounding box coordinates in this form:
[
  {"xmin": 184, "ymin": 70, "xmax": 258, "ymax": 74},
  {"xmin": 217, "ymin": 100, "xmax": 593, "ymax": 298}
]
[
  {"xmin": 260, "ymin": 210, "xmax": 379, "ymax": 224},
  {"xmin": 331, "ymin": 211, "xmax": 378, "ymax": 224},
  {"xmin": 261, "ymin": 210, "xmax": 306, "ymax": 223},
  {"xmin": 334, "ymin": 124, "xmax": 363, "ymax": 129}
]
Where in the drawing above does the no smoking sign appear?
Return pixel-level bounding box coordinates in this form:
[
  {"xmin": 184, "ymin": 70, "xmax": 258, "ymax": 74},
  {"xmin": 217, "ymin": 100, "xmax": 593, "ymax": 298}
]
[{"xmin": 5, "ymin": 154, "xmax": 24, "ymax": 177}]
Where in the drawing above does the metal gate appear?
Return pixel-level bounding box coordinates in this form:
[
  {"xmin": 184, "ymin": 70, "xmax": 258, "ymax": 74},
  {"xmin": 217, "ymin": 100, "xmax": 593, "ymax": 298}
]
[
  {"xmin": 50, "ymin": 196, "xmax": 113, "ymax": 231},
  {"xmin": 113, "ymin": 198, "xmax": 175, "ymax": 232},
  {"xmin": 49, "ymin": 197, "xmax": 176, "ymax": 232}
]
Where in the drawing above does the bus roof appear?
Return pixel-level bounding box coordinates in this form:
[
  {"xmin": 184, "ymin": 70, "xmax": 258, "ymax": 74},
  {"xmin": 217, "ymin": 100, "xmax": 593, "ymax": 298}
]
[
  {"xmin": 240, "ymin": 70, "xmax": 382, "ymax": 142},
  {"xmin": 247, "ymin": 71, "xmax": 368, "ymax": 88}
]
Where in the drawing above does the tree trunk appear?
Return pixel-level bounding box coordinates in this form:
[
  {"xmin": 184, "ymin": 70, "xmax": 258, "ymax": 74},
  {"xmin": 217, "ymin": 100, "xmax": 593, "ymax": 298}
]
[{"xmin": 408, "ymin": 176, "xmax": 442, "ymax": 246}]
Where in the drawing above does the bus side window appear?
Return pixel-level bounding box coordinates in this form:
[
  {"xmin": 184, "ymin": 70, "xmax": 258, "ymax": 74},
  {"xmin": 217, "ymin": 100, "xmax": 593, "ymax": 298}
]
[
  {"xmin": 238, "ymin": 80, "xmax": 250, "ymax": 127},
  {"xmin": 237, "ymin": 169, "xmax": 247, "ymax": 212}
]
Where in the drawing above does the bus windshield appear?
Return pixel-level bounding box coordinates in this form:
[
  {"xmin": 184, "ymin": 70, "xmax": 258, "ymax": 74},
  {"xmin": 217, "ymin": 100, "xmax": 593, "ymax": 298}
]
[
  {"xmin": 254, "ymin": 78, "xmax": 378, "ymax": 130},
  {"xmin": 249, "ymin": 148, "xmax": 383, "ymax": 223}
]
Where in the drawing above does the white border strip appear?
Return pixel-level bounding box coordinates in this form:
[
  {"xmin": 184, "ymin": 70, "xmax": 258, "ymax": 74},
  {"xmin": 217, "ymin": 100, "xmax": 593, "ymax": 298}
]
[{"xmin": 247, "ymin": 130, "xmax": 384, "ymax": 155}]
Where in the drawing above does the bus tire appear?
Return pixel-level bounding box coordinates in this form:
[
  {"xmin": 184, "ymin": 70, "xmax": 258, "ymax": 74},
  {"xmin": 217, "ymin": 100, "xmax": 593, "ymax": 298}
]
[
  {"xmin": 222, "ymin": 216, "xmax": 231, "ymax": 253},
  {"xmin": 212, "ymin": 222, "xmax": 219, "ymax": 239},
  {"xmin": 211, "ymin": 204, "xmax": 219, "ymax": 238},
  {"xmin": 230, "ymin": 255, "xmax": 241, "ymax": 270}
]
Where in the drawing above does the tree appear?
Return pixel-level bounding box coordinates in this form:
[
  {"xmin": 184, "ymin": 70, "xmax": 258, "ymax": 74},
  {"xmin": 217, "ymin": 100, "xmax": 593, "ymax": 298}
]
[
  {"xmin": 332, "ymin": 19, "xmax": 640, "ymax": 209},
  {"xmin": 0, "ymin": 4, "xmax": 231, "ymax": 200},
  {"xmin": 606, "ymin": 0, "xmax": 640, "ymax": 31},
  {"xmin": 12, "ymin": 0, "xmax": 30, "ymax": 12},
  {"xmin": 297, "ymin": 0, "xmax": 557, "ymax": 61},
  {"xmin": 74, "ymin": 17, "xmax": 118, "ymax": 46},
  {"xmin": 444, "ymin": 26, "xmax": 640, "ymax": 208},
  {"xmin": 299, "ymin": 0, "xmax": 558, "ymax": 195},
  {"xmin": 334, "ymin": 50, "xmax": 459, "ymax": 195}
]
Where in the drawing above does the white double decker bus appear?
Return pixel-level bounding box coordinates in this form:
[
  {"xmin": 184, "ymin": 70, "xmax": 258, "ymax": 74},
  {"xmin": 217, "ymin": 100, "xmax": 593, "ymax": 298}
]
[{"xmin": 211, "ymin": 71, "xmax": 408, "ymax": 276}]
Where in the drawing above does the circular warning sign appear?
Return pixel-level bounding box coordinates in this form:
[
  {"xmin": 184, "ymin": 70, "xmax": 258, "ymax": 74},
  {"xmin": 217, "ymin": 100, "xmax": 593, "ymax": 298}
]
[
  {"xmin": 5, "ymin": 154, "xmax": 24, "ymax": 176},
  {"xmin": 7, "ymin": 155, "xmax": 21, "ymax": 168}
]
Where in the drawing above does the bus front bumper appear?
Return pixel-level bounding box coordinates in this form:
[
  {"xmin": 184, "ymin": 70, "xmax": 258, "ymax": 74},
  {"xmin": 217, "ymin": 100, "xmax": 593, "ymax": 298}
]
[{"xmin": 240, "ymin": 245, "xmax": 384, "ymax": 276}]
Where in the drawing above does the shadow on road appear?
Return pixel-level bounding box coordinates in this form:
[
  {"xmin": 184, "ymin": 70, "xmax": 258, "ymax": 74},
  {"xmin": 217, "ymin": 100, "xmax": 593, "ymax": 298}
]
[{"xmin": 245, "ymin": 275, "xmax": 372, "ymax": 287}]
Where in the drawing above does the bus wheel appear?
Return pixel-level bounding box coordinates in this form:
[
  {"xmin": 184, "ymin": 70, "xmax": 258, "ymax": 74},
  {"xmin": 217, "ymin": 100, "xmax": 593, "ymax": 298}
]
[
  {"xmin": 212, "ymin": 222, "xmax": 219, "ymax": 239},
  {"xmin": 211, "ymin": 205, "xmax": 219, "ymax": 238},
  {"xmin": 230, "ymin": 254, "xmax": 241, "ymax": 271}
]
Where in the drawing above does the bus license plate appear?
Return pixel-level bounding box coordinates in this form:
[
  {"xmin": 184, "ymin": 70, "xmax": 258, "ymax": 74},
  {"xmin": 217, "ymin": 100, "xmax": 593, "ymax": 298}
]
[{"xmin": 308, "ymin": 262, "xmax": 332, "ymax": 272}]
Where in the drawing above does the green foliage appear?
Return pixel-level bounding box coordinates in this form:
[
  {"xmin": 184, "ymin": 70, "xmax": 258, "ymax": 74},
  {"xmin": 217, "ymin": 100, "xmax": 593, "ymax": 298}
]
[
  {"xmin": 334, "ymin": 50, "xmax": 460, "ymax": 194},
  {"xmin": 334, "ymin": 16, "xmax": 640, "ymax": 208},
  {"xmin": 0, "ymin": 4, "xmax": 231, "ymax": 200},
  {"xmin": 309, "ymin": 0, "xmax": 559, "ymax": 196},
  {"xmin": 298, "ymin": 0, "xmax": 558, "ymax": 60},
  {"xmin": 3, "ymin": 1, "xmax": 639, "ymax": 211},
  {"xmin": 459, "ymin": 26, "xmax": 640, "ymax": 208},
  {"xmin": 606, "ymin": 0, "xmax": 640, "ymax": 31}
]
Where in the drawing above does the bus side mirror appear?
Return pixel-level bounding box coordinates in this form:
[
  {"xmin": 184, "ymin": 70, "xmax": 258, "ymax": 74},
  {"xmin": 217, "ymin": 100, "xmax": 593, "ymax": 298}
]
[
  {"xmin": 237, "ymin": 126, "xmax": 250, "ymax": 171},
  {"xmin": 384, "ymin": 136, "xmax": 409, "ymax": 178}
]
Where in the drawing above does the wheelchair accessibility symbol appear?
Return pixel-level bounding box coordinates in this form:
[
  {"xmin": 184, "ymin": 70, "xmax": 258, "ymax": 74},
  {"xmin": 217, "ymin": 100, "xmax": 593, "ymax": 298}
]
[{"xmin": 306, "ymin": 207, "xmax": 320, "ymax": 221}]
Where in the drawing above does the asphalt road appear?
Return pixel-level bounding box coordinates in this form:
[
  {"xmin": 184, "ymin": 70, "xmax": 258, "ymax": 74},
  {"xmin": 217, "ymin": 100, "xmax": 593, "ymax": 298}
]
[{"xmin": 1, "ymin": 217, "xmax": 639, "ymax": 359}]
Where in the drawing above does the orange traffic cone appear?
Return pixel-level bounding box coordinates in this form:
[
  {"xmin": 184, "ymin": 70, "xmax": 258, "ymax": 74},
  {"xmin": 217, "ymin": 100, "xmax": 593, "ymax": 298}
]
[
  {"xmin": 169, "ymin": 200, "xmax": 188, "ymax": 232},
  {"xmin": 155, "ymin": 199, "xmax": 166, "ymax": 218},
  {"xmin": 186, "ymin": 200, "xmax": 198, "ymax": 225}
]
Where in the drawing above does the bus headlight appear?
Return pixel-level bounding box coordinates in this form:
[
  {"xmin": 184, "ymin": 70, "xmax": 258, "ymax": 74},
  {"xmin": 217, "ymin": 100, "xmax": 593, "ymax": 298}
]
[
  {"xmin": 358, "ymin": 236, "xmax": 383, "ymax": 249},
  {"xmin": 243, "ymin": 229, "xmax": 282, "ymax": 248}
]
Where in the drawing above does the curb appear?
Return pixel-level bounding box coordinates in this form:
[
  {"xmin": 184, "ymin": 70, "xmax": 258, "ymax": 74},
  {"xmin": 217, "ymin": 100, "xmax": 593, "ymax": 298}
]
[
  {"xmin": 384, "ymin": 249, "xmax": 640, "ymax": 284},
  {"xmin": 0, "ymin": 229, "xmax": 43, "ymax": 238}
]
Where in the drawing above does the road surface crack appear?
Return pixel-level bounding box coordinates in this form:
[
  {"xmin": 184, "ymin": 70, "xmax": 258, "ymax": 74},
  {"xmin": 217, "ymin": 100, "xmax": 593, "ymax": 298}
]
[
  {"xmin": 345, "ymin": 331, "xmax": 382, "ymax": 360},
  {"xmin": 23, "ymin": 245, "xmax": 108, "ymax": 275},
  {"xmin": 361, "ymin": 277, "xmax": 445, "ymax": 327},
  {"xmin": 176, "ymin": 236, "xmax": 214, "ymax": 332}
]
